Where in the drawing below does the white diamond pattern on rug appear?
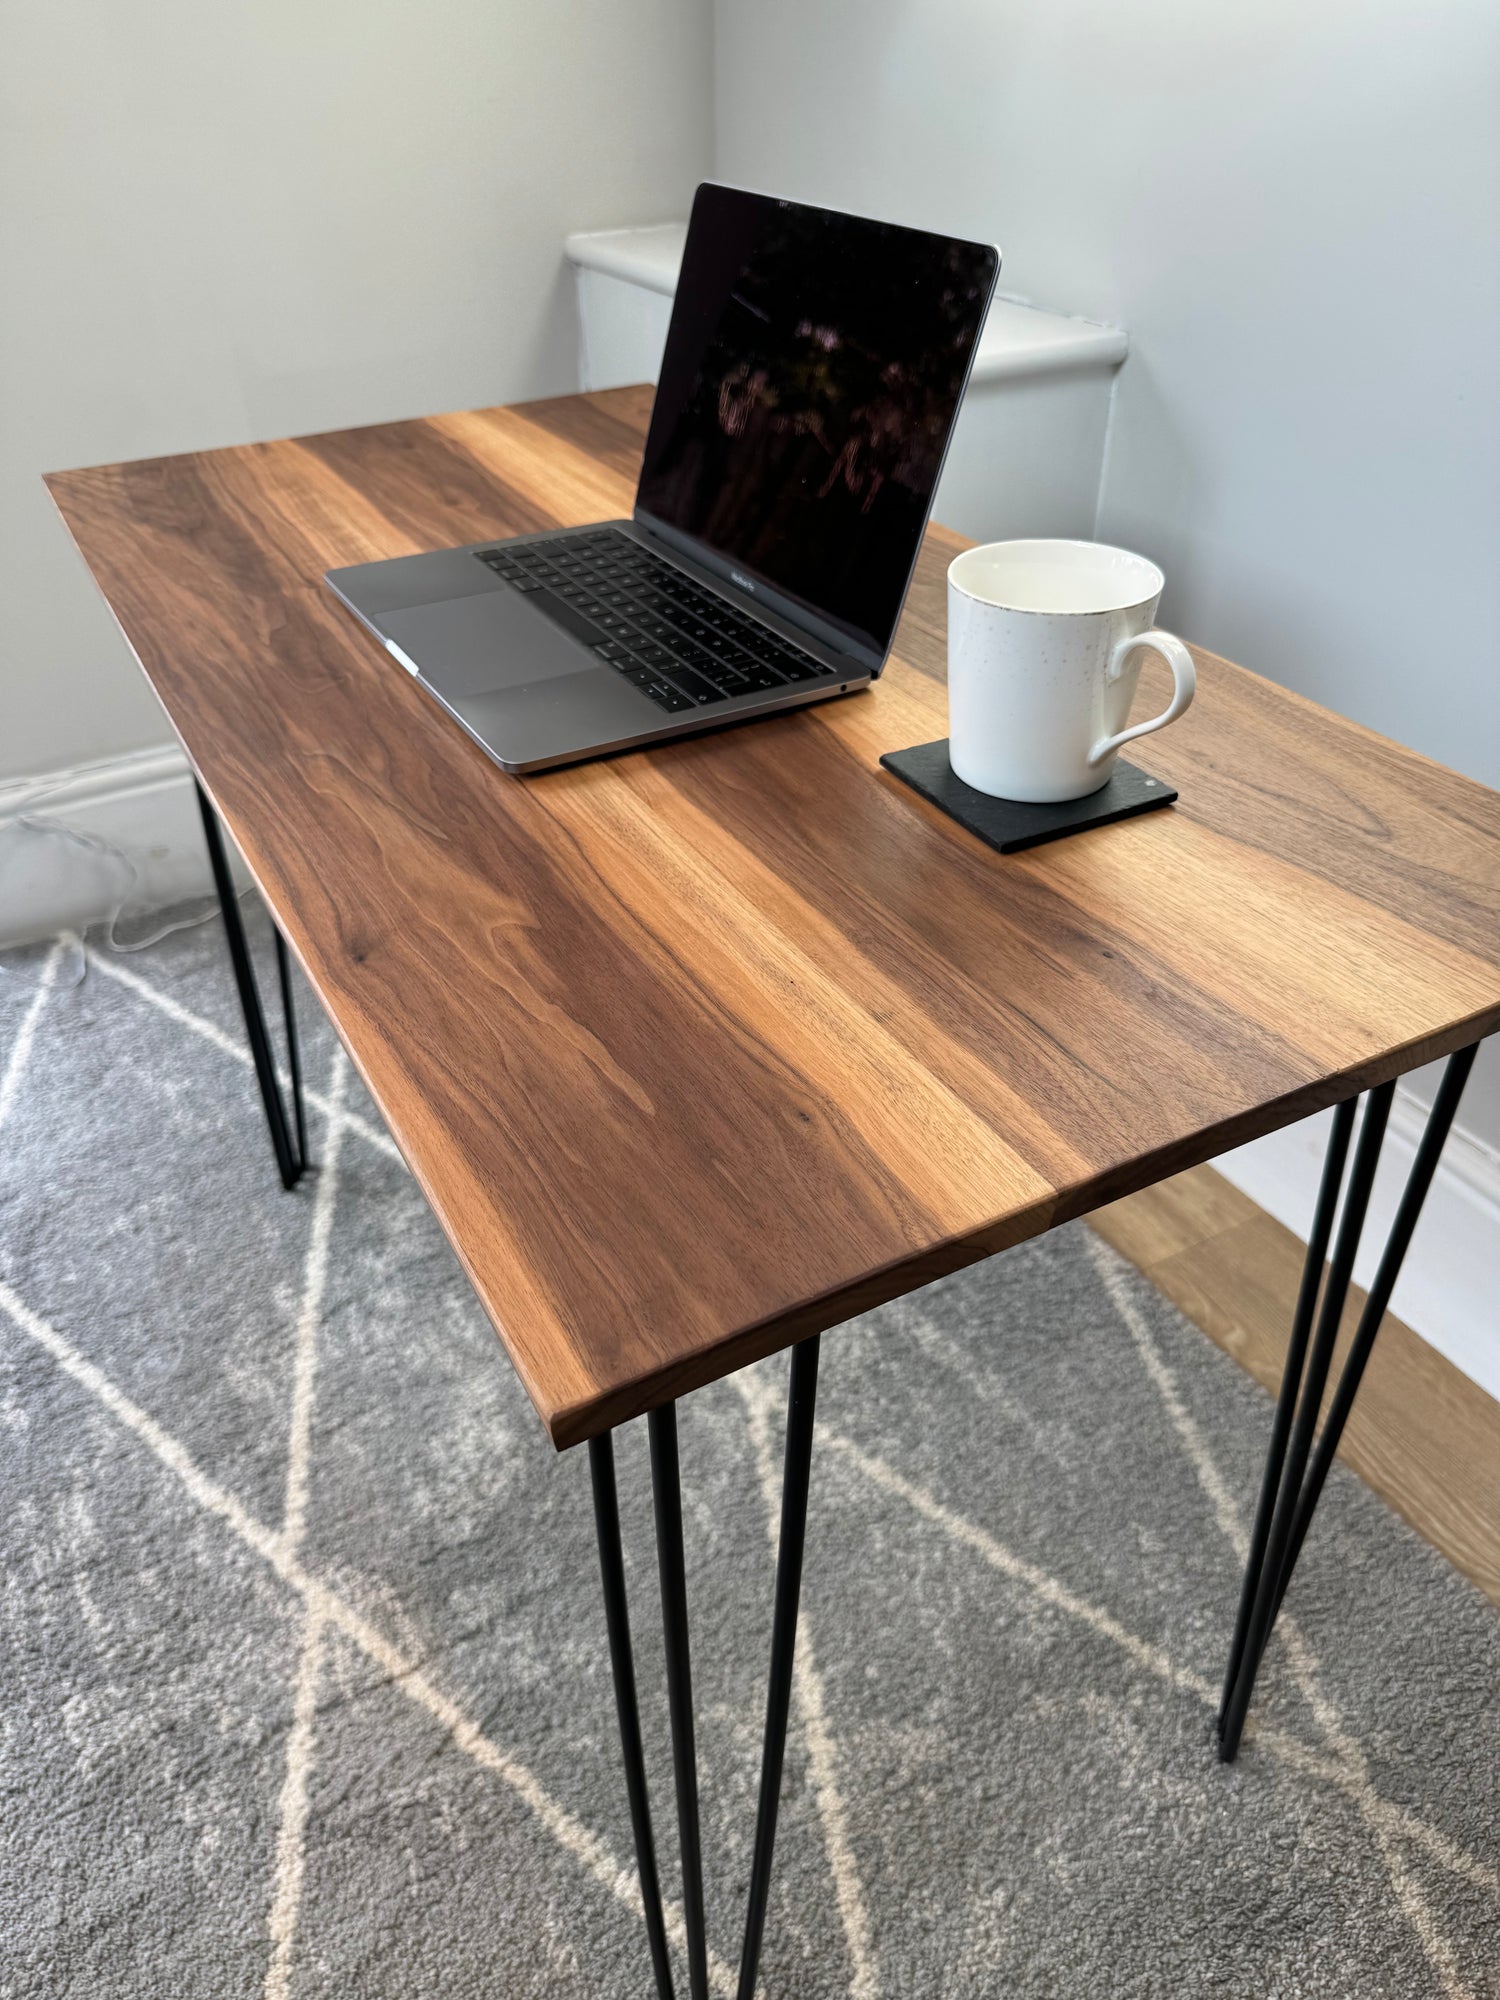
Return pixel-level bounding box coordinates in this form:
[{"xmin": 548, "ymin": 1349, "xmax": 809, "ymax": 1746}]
[{"xmin": 1, "ymin": 908, "xmax": 1496, "ymax": 1999}]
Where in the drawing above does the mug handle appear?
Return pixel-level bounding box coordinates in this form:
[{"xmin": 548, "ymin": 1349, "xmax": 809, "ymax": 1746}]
[{"xmin": 1088, "ymin": 629, "xmax": 1197, "ymax": 767}]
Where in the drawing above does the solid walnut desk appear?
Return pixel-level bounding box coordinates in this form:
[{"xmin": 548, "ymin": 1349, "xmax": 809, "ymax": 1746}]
[{"xmin": 47, "ymin": 389, "xmax": 1500, "ymax": 2000}]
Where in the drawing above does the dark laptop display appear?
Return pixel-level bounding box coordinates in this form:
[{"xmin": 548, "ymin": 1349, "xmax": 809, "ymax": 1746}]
[
  {"xmin": 325, "ymin": 185, "xmax": 998, "ymax": 772},
  {"xmin": 639, "ymin": 187, "xmax": 997, "ymax": 660}
]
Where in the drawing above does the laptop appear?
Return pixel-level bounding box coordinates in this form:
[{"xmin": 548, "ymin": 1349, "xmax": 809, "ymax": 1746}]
[{"xmin": 325, "ymin": 184, "xmax": 999, "ymax": 773}]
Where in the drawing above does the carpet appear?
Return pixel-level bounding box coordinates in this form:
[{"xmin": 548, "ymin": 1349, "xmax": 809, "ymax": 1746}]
[{"xmin": 1, "ymin": 907, "xmax": 1495, "ymax": 1999}]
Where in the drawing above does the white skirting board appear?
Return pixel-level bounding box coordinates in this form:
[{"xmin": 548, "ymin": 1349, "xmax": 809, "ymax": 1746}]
[
  {"xmin": 1215, "ymin": 1087, "xmax": 1500, "ymax": 1404},
  {"xmin": 0, "ymin": 742, "xmax": 245, "ymax": 949},
  {"xmin": 4, "ymin": 745, "xmax": 1496, "ymax": 1401}
]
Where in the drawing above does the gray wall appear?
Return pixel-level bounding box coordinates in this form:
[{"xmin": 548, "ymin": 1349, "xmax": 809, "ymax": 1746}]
[
  {"xmin": 714, "ymin": 0, "xmax": 1500, "ymax": 785},
  {"xmin": 712, "ymin": 0, "xmax": 1500, "ymax": 1149},
  {"xmin": 1, "ymin": 0, "xmax": 713, "ymax": 783}
]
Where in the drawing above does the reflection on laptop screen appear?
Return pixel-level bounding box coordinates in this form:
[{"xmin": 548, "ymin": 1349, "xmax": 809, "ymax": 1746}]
[{"xmin": 636, "ymin": 185, "xmax": 997, "ymax": 660}]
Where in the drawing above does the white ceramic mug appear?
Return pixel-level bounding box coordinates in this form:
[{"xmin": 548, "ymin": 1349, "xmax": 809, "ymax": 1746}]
[{"xmin": 947, "ymin": 539, "xmax": 1196, "ymax": 803}]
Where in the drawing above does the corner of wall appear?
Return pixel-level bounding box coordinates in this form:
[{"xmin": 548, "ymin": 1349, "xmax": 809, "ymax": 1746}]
[{"xmin": 1090, "ymin": 358, "xmax": 1125, "ymax": 541}]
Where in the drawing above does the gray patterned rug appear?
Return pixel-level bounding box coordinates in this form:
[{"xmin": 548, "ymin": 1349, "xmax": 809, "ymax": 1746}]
[{"xmin": 1, "ymin": 906, "xmax": 1496, "ymax": 2000}]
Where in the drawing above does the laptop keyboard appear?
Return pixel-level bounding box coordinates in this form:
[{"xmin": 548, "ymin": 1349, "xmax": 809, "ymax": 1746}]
[{"xmin": 473, "ymin": 531, "xmax": 840, "ymax": 714}]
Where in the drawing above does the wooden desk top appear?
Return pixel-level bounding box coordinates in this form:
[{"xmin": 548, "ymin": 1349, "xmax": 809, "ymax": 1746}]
[{"xmin": 47, "ymin": 388, "xmax": 1500, "ymax": 1448}]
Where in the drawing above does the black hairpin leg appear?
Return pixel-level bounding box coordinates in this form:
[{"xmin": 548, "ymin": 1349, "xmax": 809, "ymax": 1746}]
[
  {"xmin": 195, "ymin": 779, "xmax": 308, "ymax": 1191},
  {"xmin": 589, "ymin": 1336, "xmax": 822, "ymax": 1999},
  {"xmin": 1217, "ymin": 1045, "xmax": 1478, "ymax": 1761},
  {"xmin": 737, "ymin": 1335, "xmax": 821, "ymax": 2000},
  {"xmin": 589, "ymin": 1433, "xmax": 677, "ymax": 1999},
  {"xmin": 649, "ymin": 1404, "xmax": 709, "ymax": 2000}
]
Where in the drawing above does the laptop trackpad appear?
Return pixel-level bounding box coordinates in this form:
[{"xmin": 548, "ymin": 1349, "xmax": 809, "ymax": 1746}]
[{"xmin": 381, "ymin": 588, "xmax": 594, "ymax": 698}]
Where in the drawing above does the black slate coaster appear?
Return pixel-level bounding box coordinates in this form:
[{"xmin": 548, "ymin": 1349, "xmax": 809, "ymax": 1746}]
[{"xmin": 879, "ymin": 739, "xmax": 1176, "ymax": 854}]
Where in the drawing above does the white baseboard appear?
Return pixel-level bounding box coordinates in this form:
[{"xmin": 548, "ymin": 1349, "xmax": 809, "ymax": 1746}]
[
  {"xmin": 6, "ymin": 748, "xmax": 1495, "ymax": 1403},
  {"xmin": 1216, "ymin": 1090, "xmax": 1500, "ymax": 1403},
  {"xmin": 0, "ymin": 743, "xmax": 241, "ymax": 948}
]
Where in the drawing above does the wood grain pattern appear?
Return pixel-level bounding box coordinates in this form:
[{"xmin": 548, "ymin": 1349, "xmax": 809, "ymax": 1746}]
[
  {"xmin": 1092, "ymin": 1167, "xmax": 1500, "ymax": 1607},
  {"xmin": 45, "ymin": 391, "xmax": 1500, "ymax": 1447}
]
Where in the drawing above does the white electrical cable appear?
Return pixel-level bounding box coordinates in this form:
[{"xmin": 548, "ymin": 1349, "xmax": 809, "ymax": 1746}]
[{"xmin": 0, "ymin": 769, "xmax": 246, "ymax": 990}]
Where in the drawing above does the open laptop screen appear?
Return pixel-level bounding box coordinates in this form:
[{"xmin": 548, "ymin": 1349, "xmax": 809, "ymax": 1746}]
[{"xmin": 635, "ymin": 185, "xmax": 998, "ymax": 661}]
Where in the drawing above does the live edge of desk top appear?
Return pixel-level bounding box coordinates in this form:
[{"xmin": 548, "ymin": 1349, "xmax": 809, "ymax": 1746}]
[{"xmin": 46, "ymin": 387, "xmax": 1500, "ymax": 1448}]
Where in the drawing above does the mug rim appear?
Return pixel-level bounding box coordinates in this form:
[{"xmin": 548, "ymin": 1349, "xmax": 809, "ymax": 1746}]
[{"xmin": 948, "ymin": 538, "xmax": 1165, "ymax": 617}]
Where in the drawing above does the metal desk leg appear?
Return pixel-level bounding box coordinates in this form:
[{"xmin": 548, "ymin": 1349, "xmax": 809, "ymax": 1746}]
[
  {"xmin": 194, "ymin": 779, "xmax": 308, "ymax": 1191},
  {"xmin": 589, "ymin": 1335, "xmax": 821, "ymax": 1999},
  {"xmin": 1217, "ymin": 1045, "xmax": 1478, "ymax": 1760},
  {"xmin": 737, "ymin": 1335, "xmax": 820, "ymax": 2000},
  {"xmin": 649, "ymin": 1403, "xmax": 709, "ymax": 2000},
  {"xmin": 588, "ymin": 1432, "xmax": 677, "ymax": 2000}
]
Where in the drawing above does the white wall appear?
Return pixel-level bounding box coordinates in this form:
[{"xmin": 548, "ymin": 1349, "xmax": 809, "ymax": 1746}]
[
  {"xmin": 0, "ymin": 0, "xmax": 712, "ymax": 788},
  {"xmin": 713, "ymin": 0, "xmax": 1500, "ymax": 1387}
]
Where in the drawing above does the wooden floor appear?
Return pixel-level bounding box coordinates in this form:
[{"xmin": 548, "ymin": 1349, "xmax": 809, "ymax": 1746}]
[{"xmin": 1090, "ymin": 1167, "xmax": 1500, "ymax": 1608}]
